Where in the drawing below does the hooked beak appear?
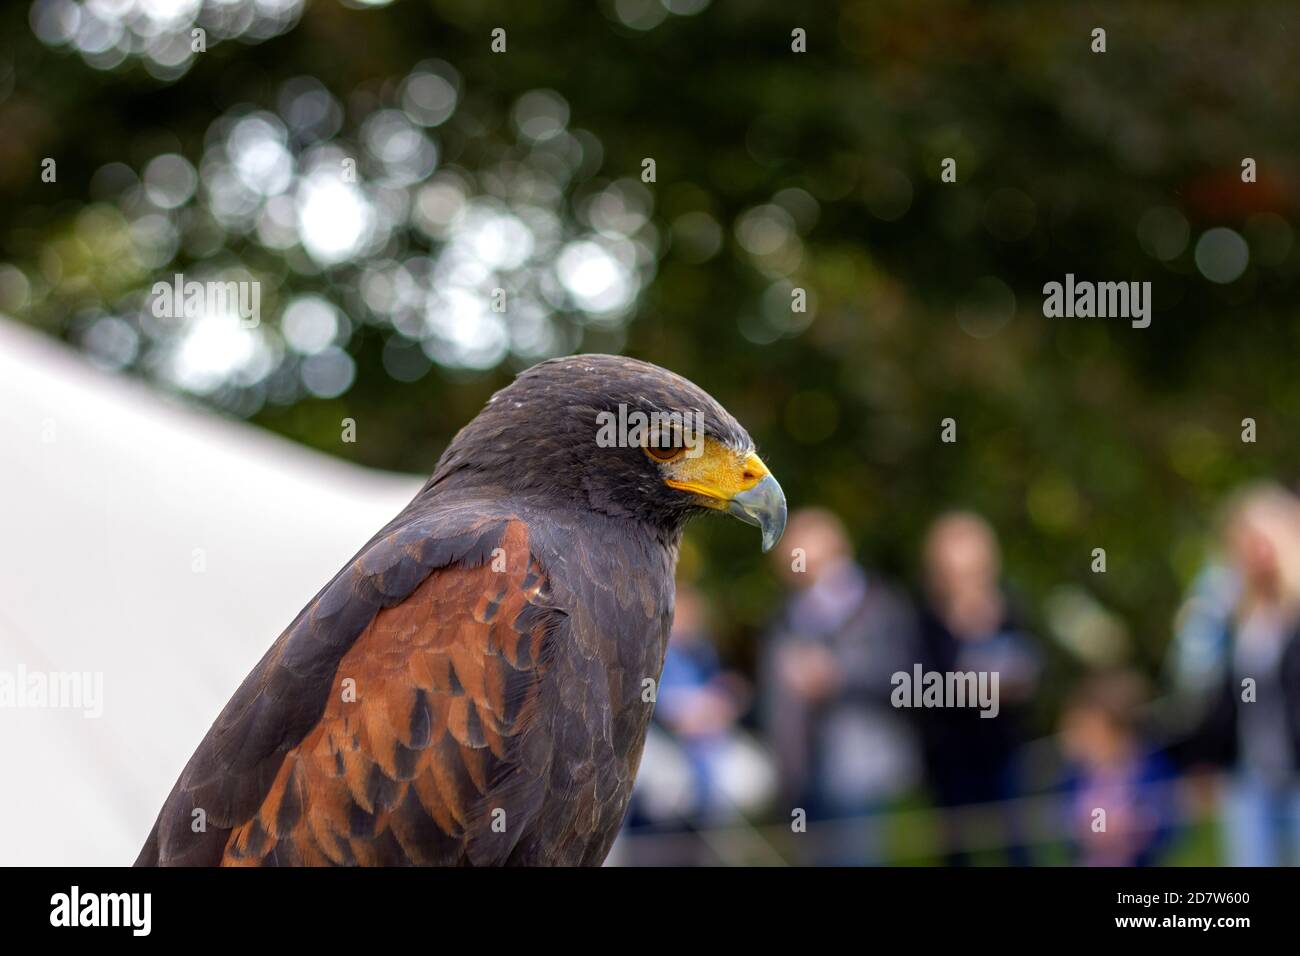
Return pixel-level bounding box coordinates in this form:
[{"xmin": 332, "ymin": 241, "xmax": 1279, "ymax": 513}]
[
  {"xmin": 726, "ymin": 473, "xmax": 787, "ymax": 553},
  {"xmin": 659, "ymin": 440, "xmax": 788, "ymax": 553}
]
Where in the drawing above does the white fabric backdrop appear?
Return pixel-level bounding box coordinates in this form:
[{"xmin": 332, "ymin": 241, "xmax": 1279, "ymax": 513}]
[{"xmin": 0, "ymin": 319, "xmax": 423, "ymax": 865}]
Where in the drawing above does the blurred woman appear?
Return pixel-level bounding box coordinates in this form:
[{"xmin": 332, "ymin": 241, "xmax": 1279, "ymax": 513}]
[{"xmin": 1191, "ymin": 483, "xmax": 1300, "ymax": 865}]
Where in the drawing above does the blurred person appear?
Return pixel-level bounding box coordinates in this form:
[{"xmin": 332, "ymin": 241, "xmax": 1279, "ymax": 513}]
[
  {"xmin": 1165, "ymin": 560, "xmax": 1240, "ymax": 698},
  {"xmin": 1059, "ymin": 671, "xmax": 1177, "ymax": 867},
  {"xmin": 653, "ymin": 584, "xmax": 775, "ymax": 824},
  {"xmin": 917, "ymin": 511, "xmax": 1041, "ymax": 865},
  {"xmin": 1161, "ymin": 525, "xmax": 1242, "ymax": 835},
  {"xmin": 620, "ymin": 584, "xmax": 776, "ymax": 864},
  {"xmin": 1185, "ymin": 483, "xmax": 1300, "ymax": 866},
  {"xmin": 760, "ymin": 508, "xmax": 921, "ymax": 866}
]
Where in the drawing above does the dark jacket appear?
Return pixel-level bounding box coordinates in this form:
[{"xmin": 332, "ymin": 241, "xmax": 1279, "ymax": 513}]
[
  {"xmin": 1183, "ymin": 620, "xmax": 1300, "ymax": 770},
  {"xmin": 916, "ymin": 596, "xmax": 1040, "ymax": 804}
]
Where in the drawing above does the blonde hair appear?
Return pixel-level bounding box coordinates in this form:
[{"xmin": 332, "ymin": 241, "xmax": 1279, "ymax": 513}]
[{"xmin": 1220, "ymin": 481, "xmax": 1300, "ymax": 613}]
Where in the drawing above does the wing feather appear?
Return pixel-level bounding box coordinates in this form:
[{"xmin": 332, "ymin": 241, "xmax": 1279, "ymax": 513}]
[{"xmin": 137, "ymin": 512, "xmax": 566, "ymax": 866}]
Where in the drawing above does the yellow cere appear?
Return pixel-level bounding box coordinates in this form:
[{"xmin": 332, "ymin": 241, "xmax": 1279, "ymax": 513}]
[{"xmin": 660, "ymin": 437, "xmax": 770, "ymax": 508}]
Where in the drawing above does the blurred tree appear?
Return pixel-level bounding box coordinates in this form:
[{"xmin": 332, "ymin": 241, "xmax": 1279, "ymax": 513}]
[{"xmin": 1, "ymin": 0, "xmax": 1298, "ymax": 694}]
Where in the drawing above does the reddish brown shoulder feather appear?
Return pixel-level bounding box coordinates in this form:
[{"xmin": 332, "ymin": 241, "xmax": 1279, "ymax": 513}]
[{"xmin": 219, "ymin": 520, "xmax": 559, "ymax": 865}]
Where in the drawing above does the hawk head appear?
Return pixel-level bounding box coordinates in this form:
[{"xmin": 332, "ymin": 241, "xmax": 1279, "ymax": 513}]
[{"xmin": 430, "ymin": 354, "xmax": 787, "ymax": 552}]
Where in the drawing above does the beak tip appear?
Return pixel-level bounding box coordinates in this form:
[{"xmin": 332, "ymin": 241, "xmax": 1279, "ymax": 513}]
[{"xmin": 761, "ymin": 506, "xmax": 787, "ymax": 554}]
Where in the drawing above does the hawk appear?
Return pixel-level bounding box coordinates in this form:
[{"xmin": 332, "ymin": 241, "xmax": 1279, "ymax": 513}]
[{"xmin": 136, "ymin": 354, "xmax": 785, "ymax": 866}]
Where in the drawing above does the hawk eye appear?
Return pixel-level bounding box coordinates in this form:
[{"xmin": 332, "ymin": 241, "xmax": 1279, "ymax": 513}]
[{"xmin": 644, "ymin": 427, "xmax": 684, "ymax": 462}]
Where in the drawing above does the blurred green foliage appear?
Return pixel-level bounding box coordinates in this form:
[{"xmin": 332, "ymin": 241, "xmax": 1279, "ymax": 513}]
[{"xmin": 2, "ymin": 0, "xmax": 1299, "ymax": 696}]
